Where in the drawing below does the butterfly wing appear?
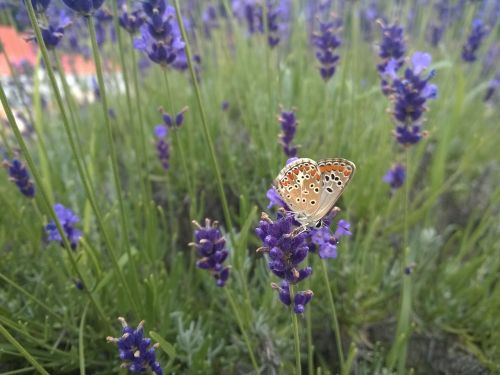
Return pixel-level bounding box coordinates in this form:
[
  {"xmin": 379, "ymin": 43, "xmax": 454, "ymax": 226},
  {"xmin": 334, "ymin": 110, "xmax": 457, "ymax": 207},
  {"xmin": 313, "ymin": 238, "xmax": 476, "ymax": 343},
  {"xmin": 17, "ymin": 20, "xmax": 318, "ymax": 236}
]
[
  {"xmin": 310, "ymin": 158, "xmax": 356, "ymax": 221},
  {"xmin": 274, "ymin": 158, "xmax": 323, "ymax": 218}
]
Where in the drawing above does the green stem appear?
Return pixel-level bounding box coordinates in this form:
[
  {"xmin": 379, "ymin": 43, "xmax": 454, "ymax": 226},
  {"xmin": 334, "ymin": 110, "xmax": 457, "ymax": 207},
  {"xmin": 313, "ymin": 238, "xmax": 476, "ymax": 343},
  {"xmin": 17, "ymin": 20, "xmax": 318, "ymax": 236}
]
[
  {"xmin": 161, "ymin": 70, "xmax": 195, "ymax": 213},
  {"xmin": 0, "ymin": 324, "xmax": 50, "ymax": 375},
  {"xmin": 224, "ymin": 287, "xmax": 260, "ymax": 374},
  {"xmin": 129, "ymin": 34, "xmax": 151, "ymax": 202},
  {"xmin": 320, "ymin": 260, "xmax": 345, "ymax": 371},
  {"xmin": 172, "ymin": 0, "xmax": 234, "ymax": 236},
  {"xmin": 388, "ymin": 147, "xmax": 412, "ymax": 371},
  {"xmin": 289, "ymin": 284, "xmax": 302, "ymax": 375},
  {"xmin": 87, "ymin": 15, "xmax": 141, "ymax": 314},
  {"xmin": 79, "ymin": 303, "xmax": 89, "ymax": 375}
]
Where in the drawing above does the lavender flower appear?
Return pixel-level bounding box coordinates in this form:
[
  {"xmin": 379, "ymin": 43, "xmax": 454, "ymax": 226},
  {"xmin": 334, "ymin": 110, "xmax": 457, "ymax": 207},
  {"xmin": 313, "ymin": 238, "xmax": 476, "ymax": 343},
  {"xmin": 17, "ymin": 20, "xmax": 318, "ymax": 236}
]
[
  {"xmin": 309, "ymin": 214, "xmax": 352, "ymax": 259},
  {"xmin": 484, "ymin": 73, "xmax": 500, "ymax": 102},
  {"xmin": 221, "ymin": 100, "xmax": 229, "ymax": 111},
  {"xmin": 256, "ymin": 212, "xmax": 313, "ymax": 313},
  {"xmin": 202, "ymin": 5, "xmax": 219, "ymax": 38},
  {"xmin": 383, "ymin": 52, "xmax": 437, "ymax": 145},
  {"xmin": 462, "ymin": 19, "xmax": 488, "ymax": 63},
  {"xmin": 271, "ymin": 281, "xmax": 313, "ymax": 314},
  {"xmin": 278, "ymin": 109, "xmax": 299, "ymax": 157},
  {"xmin": 190, "ymin": 219, "xmax": 230, "ymax": 287},
  {"xmin": 45, "ymin": 203, "xmax": 81, "ymax": 249},
  {"xmin": 383, "ymin": 163, "xmax": 406, "ymax": 191},
  {"xmin": 266, "ymin": 186, "xmax": 286, "ymax": 209},
  {"xmin": 134, "ymin": 0, "xmax": 186, "ymax": 69},
  {"xmin": 232, "ymin": 0, "xmax": 290, "ymax": 48},
  {"xmin": 25, "ymin": 13, "xmax": 71, "ymax": 50},
  {"xmin": 159, "ymin": 107, "xmax": 188, "ymax": 128},
  {"xmin": 154, "ymin": 125, "xmax": 170, "ymax": 170},
  {"xmin": 2, "ymin": 159, "xmax": 35, "ymax": 198},
  {"xmin": 312, "ymin": 20, "xmax": 341, "ymax": 81},
  {"xmin": 62, "ymin": 0, "xmax": 104, "ymax": 15},
  {"xmin": 119, "ymin": 6, "xmax": 145, "ymax": 34},
  {"xmin": 377, "ymin": 21, "xmax": 406, "ymax": 95},
  {"xmin": 107, "ymin": 318, "xmax": 163, "ymax": 375}
]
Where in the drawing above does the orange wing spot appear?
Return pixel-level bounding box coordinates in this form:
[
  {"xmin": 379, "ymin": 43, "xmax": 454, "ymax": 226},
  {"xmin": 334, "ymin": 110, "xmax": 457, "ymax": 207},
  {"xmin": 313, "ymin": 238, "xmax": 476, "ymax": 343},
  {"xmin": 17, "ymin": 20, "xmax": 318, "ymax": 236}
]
[
  {"xmin": 326, "ymin": 165, "xmax": 333, "ymax": 172},
  {"xmin": 338, "ymin": 166, "xmax": 345, "ymax": 172},
  {"xmin": 332, "ymin": 164, "xmax": 339, "ymax": 171},
  {"xmin": 310, "ymin": 169, "xmax": 317, "ymax": 176},
  {"xmin": 344, "ymin": 170, "xmax": 351, "ymax": 177},
  {"xmin": 293, "ymin": 168, "xmax": 299, "ymax": 175},
  {"xmin": 315, "ymin": 175, "xmax": 321, "ymax": 181},
  {"xmin": 287, "ymin": 172, "xmax": 294, "ymax": 180}
]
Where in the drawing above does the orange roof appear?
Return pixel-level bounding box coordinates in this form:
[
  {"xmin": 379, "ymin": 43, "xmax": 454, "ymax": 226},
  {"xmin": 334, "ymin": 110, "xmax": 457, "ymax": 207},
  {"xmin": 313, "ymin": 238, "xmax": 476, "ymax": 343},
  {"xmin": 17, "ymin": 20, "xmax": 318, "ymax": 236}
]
[{"xmin": 0, "ymin": 25, "xmax": 95, "ymax": 76}]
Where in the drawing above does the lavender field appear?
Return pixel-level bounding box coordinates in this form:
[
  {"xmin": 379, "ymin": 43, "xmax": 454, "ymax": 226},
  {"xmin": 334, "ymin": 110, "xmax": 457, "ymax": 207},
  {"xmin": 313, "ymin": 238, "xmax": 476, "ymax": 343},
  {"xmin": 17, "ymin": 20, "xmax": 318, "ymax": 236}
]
[{"xmin": 0, "ymin": 0, "xmax": 499, "ymax": 374}]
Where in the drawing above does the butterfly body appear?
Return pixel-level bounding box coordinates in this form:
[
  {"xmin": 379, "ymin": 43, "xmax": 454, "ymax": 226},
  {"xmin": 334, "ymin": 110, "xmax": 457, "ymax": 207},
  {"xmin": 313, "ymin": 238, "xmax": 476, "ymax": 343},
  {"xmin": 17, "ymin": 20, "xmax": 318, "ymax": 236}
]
[{"xmin": 274, "ymin": 158, "xmax": 356, "ymax": 228}]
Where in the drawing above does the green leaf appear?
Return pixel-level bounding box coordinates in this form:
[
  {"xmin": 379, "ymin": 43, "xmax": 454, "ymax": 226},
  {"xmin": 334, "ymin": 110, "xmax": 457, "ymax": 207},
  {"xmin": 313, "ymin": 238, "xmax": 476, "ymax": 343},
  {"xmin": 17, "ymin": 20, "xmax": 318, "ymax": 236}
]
[{"xmin": 149, "ymin": 331, "xmax": 176, "ymax": 359}]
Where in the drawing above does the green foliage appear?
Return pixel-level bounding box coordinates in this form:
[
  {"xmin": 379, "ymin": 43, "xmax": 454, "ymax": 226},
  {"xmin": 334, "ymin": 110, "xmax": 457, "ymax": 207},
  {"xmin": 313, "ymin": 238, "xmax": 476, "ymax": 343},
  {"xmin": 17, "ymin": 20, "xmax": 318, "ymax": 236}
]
[{"xmin": 0, "ymin": 0, "xmax": 499, "ymax": 373}]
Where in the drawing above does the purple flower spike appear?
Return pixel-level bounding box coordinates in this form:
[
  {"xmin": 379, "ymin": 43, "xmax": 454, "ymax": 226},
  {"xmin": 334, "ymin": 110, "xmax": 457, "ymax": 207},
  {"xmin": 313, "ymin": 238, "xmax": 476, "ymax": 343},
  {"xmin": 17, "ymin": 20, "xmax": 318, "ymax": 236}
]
[
  {"xmin": 377, "ymin": 21, "xmax": 406, "ymax": 95},
  {"xmin": 411, "ymin": 52, "xmax": 432, "ymax": 75},
  {"xmin": 3, "ymin": 159, "xmax": 35, "ymax": 198},
  {"xmin": 62, "ymin": 0, "xmax": 104, "ymax": 15},
  {"xmin": 334, "ymin": 220, "xmax": 352, "ymax": 238},
  {"xmin": 26, "ymin": 13, "xmax": 71, "ymax": 50},
  {"xmin": 119, "ymin": 6, "xmax": 145, "ymax": 34},
  {"xmin": 45, "ymin": 203, "xmax": 81, "ymax": 249},
  {"xmin": 133, "ymin": 0, "xmax": 187, "ymax": 69},
  {"xmin": 462, "ymin": 19, "xmax": 488, "ymax": 63},
  {"xmin": 175, "ymin": 107, "xmax": 188, "ymax": 127},
  {"xmin": 232, "ymin": 0, "xmax": 289, "ymax": 48},
  {"xmin": 107, "ymin": 318, "xmax": 163, "ymax": 375},
  {"xmin": 278, "ymin": 108, "xmax": 299, "ymax": 158},
  {"xmin": 383, "ymin": 163, "xmax": 406, "ymax": 192},
  {"xmin": 307, "ymin": 213, "xmax": 352, "ymax": 259},
  {"xmin": 266, "ymin": 186, "xmax": 286, "ymax": 209},
  {"xmin": 190, "ymin": 219, "xmax": 231, "ymax": 287},
  {"xmin": 154, "ymin": 125, "xmax": 168, "ymax": 139},
  {"xmin": 256, "ymin": 212, "xmax": 312, "ymax": 284},
  {"xmin": 380, "ymin": 49, "xmax": 437, "ymax": 146},
  {"xmin": 312, "ymin": 20, "xmax": 341, "ymax": 81},
  {"xmin": 293, "ymin": 290, "xmax": 313, "ymax": 314},
  {"xmin": 159, "ymin": 107, "xmax": 187, "ymax": 128}
]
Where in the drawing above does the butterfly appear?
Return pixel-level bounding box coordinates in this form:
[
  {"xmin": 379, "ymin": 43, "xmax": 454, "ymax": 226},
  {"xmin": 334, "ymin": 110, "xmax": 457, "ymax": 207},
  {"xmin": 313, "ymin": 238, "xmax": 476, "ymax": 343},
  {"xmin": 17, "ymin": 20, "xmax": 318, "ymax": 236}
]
[{"xmin": 274, "ymin": 158, "xmax": 356, "ymax": 229}]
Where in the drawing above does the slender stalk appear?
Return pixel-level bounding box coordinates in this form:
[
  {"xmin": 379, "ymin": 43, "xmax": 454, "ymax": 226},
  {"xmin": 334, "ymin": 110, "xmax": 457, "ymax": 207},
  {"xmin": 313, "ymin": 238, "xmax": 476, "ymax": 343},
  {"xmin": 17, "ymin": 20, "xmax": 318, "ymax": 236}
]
[
  {"xmin": 320, "ymin": 260, "xmax": 345, "ymax": 371},
  {"xmin": 305, "ymin": 268, "xmax": 314, "ymax": 375},
  {"xmin": 224, "ymin": 288, "xmax": 260, "ymax": 374},
  {"xmin": 161, "ymin": 70, "xmax": 195, "ymax": 214},
  {"xmin": 0, "ymin": 324, "xmax": 50, "ymax": 375},
  {"xmin": 79, "ymin": 303, "xmax": 89, "ymax": 375},
  {"xmin": 172, "ymin": 0, "xmax": 234, "ymax": 236},
  {"xmin": 23, "ymin": 0, "xmax": 136, "ymax": 319},
  {"xmin": 87, "ymin": 15, "xmax": 141, "ymax": 311},
  {"xmin": 397, "ymin": 148, "xmax": 412, "ymax": 372},
  {"xmin": 388, "ymin": 147, "xmax": 412, "ymax": 371},
  {"xmin": 289, "ymin": 284, "xmax": 302, "ymax": 375},
  {"xmin": 129, "ymin": 34, "xmax": 151, "ymax": 200}
]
